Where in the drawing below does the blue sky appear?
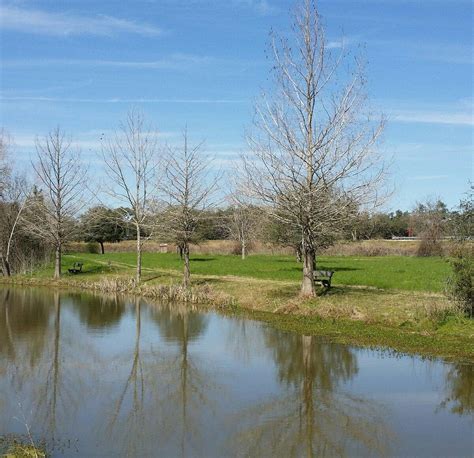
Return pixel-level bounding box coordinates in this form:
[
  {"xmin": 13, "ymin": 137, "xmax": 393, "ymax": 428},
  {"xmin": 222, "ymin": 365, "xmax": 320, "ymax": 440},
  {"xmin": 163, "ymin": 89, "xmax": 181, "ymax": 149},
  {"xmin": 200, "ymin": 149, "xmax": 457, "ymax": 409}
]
[{"xmin": 0, "ymin": 0, "xmax": 472, "ymax": 211}]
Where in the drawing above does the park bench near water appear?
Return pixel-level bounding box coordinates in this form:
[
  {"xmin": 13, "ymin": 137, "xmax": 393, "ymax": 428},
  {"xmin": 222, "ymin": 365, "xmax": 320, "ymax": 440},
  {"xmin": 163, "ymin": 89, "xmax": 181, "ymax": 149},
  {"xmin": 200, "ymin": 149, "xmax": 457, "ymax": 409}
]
[
  {"xmin": 68, "ymin": 262, "xmax": 83, "ymax": 274},
  {"xmin": 313, "ymin": 270, "xmax": 334, "ymax": 288}
]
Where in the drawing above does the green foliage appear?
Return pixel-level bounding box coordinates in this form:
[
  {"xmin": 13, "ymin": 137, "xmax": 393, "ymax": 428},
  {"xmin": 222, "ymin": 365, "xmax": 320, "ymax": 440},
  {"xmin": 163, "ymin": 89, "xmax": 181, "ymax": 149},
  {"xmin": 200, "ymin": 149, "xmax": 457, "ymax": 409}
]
[
  {"xmin": 80, "ymin": 206, "xmax": 127, "ymax": 250},
  {"xmin": 348, "ymin": 210, "xmax": 410, "ymax": 240},
  {"xmin": 86, "ymin": 242, "xmax": 100, "ymax": 254},
  {"xmin": 447, "ymin": 249, "xmax": 473, "ymax": 317},
  {"xmin": 194, "ymin": 208, "xmax": 231, "ymax": 240},
  {"xmin": 445, "ymin": 187, "xmax": 474, "ymax": 317}
]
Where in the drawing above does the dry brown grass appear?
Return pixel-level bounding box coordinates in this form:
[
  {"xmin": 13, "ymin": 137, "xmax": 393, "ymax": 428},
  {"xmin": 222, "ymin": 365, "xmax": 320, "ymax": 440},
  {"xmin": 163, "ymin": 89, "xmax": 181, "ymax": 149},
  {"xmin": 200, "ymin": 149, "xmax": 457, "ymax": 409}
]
[
  {"xmin": 66, "ymin": 239, "xmax": 469, "ymax": 257},
  {"xmin": 76, "ymin": 276, "xmax": 235, "ymax": 306}
]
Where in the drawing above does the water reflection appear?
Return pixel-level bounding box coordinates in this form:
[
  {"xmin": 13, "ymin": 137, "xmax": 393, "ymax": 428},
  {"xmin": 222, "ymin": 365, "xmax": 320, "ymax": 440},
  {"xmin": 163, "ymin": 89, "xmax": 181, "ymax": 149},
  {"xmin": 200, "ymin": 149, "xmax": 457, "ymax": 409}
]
[
  {"xmin": 149, "ymin": 303, "xmax": 212, "ymax": 457},
  {"xmin": 0, "ymin": 290, "xmax": 94, "ymax": 443},
  {"xmin": 0, "ymin": 288, "xmax": 50, "ymax": 364},
  {"xmin": 229, "ymin": 332, "xmax": 390, "ymax": 457},
  {"xmin": 0, "ymin": 288, "xmax": 472, "ymax": 457},
  {"xmin": 72, "ymin": 292, "xmax": 125, "ymax": 330},
  {"xmin": 439, "ymin": 363, "xmax": 473, "ymax": 415},
  {"xmin": 100, "ymin": 300, "xmax": 214, "ymax": 456}
]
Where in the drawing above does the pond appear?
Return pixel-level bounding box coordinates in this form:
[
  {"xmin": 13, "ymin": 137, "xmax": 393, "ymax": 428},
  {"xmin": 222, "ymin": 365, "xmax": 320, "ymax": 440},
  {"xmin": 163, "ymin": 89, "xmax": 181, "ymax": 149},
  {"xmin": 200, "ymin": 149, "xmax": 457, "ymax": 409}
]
[{"xmin": 0, "ymin": 288, "xmax": 472, "ymax": 457}]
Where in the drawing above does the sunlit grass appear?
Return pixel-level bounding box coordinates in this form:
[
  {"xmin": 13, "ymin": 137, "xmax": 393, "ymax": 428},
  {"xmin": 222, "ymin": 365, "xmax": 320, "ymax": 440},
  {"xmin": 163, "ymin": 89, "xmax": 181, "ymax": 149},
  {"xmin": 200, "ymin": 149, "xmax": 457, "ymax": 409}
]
[{"xmin": 40, "ymin": 252, "xmax": 452, "ymax": 293}]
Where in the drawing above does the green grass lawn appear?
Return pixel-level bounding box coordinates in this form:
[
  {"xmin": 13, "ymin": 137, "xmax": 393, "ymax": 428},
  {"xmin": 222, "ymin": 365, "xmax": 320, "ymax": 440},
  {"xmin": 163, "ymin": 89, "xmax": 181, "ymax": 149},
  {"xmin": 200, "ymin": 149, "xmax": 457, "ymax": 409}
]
[{"xmin": 40, "ymin": 251, "xmax": 451, "ymax": 293}]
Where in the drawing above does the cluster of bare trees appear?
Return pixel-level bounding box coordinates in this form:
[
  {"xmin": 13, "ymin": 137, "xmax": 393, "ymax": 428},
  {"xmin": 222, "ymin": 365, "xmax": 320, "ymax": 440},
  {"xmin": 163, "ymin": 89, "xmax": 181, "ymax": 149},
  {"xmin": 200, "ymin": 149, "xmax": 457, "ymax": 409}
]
[
  {"xmin": 1, "ymin": 113, "xmax": 220, "ymax": 286},
  {"xmin": 1, "ymin": 0, "xmax": 388, "ymax": 297}
]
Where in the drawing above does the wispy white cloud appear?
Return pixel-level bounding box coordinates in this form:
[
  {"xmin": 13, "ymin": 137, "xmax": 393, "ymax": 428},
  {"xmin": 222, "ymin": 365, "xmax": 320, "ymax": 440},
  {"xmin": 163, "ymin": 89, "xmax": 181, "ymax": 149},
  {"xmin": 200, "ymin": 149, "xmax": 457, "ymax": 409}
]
[
  {"xmin": 232, "ymin": 0, "xmax": 278, "ymax": 15},
  {"xmin": 408, "ymin": 175, "xmax": 449, "ymax": 181},
  {"xmin": 2, "ymin": 54, "xmax": 216, "ymax": 70},
  {"xmin": 390, "ymin": 109, "xmax": 473, "ymax": 126},
  {"xmin": 326, "ymin": 37, "xmax": 354, "ymax": 49},
  {"xmin": 1, "ymin": 95, "xmax": 247, "ymax": 104},
  {"xmin": 2, "ymin": 54, "xmax": 264, "ymax": 73},
  {"xmin": 11, "ymin": 129, "xmax": 175, "ymax": 152},
  {"xmin": 0, "ymin": 5, "xmax": 162, "ymax": 37}
]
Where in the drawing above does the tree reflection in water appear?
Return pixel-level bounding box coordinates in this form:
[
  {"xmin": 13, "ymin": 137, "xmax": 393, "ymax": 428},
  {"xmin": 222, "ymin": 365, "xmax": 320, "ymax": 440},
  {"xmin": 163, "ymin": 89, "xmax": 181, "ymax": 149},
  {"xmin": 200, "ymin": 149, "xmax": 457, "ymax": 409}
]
[
  {"xmin": 439, "ymin": 363, "xmax": 473, "ymax": 416},
  {"xmin": 1, "ymin": 288, "xmax": 473, "ymax": 457},
  {"xmin": 0, "ymin": 289, "xmax": 101, "ymax": 444},
  {"xmin": 72, "ymin": 292, "xmax": 126, "ymax": 330},
  {"xmin": 0, "ymin": 288, "xmax": 50, "ymax": 364},
  {"xmin": 149, "ymin": 302, "xmax": 212, "ymax": 457},
  {"xmin": 104, "ymin": 300, "xmax": 212, "ymax": 457},
  {"xmin": 229, "ymin": 331, "xmax": 391, "ymax": 457}
]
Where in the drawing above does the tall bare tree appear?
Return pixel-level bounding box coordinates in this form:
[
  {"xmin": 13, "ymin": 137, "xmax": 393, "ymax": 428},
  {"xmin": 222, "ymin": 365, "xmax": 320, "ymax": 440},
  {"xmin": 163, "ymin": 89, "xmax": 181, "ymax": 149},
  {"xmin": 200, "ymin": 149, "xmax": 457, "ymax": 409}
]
[
  {"xmin": 102, "ymin": 110, "xmax": 161, "ymax": 282},
  {"xmin": 25, "ymin": 128, "xmax": 87, "ymax": 279},
  {"xmin": 161, "ymin": 129, "xmax": 219, "ymax": 287},
  {"xmin": 0, "ymin": 174, "xmax": 31, "ymax": 276},
  {"xmin": 241, "ymin": 0, "xmax": 386, "ymax": 296}
]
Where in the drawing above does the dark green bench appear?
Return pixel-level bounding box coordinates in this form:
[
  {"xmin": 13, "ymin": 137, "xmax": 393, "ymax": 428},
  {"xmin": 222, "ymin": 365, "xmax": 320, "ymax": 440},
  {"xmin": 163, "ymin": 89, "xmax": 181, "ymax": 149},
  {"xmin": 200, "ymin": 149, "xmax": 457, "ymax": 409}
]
[
  {"xmin": 68, "ymin": 262, "xmax": 83, "ymax": 274},
  {"xmin": 313, "ymin": 270, "xmax": 334, "ymax": 288}
]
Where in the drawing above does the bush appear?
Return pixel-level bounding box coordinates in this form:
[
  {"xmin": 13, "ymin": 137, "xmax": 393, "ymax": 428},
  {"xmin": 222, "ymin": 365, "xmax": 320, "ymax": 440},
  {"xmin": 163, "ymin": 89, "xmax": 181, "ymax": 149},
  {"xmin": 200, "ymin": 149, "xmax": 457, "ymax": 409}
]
[
  {"xmin": 86, "ymin": 242, "xmax": 100, "ymax": 254},
  {"xmin": 446, "ymin": 247, "xmax": 473, "ymax": 317},
  {"xmin": 417, "ymin": 238, "xmax": 444, "ymax": 257}
]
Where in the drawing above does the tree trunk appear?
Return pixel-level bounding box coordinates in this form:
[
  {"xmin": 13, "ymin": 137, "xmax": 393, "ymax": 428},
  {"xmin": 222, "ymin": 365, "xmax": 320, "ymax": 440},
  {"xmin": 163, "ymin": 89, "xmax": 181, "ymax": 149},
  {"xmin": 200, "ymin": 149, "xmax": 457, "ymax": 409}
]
[
  {"xmin": 301, "ymin": 245, "xmax": 316, "ymax": 296},
  {"xmin": 183, "ymin": 243, "xmax": 190, "ymax": 288},
  {"xmin": 136, "ymin": 225, "xmax": 141, "ymax": 283},
  {"xmin": 54, "ymin": 244, "xmax": 61, "ymax": 279},
  {"xmin": 241, "ymin": 238, "xmax": 246, "ymax": 260},
  {"xmin": 100, "ymin": 241, "xmax": 105, "ymax": 255},
  {"xmin": 296, "ymin": 243, "xmax": 302, "ymax": 263},
  {"xmin": 0, "ymin": 252, "xmax": 10, "ymax": 277}
]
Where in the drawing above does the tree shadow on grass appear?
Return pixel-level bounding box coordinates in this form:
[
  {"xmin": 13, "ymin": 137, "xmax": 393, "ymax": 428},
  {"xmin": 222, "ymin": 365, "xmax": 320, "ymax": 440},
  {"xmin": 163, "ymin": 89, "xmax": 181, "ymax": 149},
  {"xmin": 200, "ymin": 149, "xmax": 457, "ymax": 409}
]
[
  {"xmin": 192, "ymin": 277, "xmax": 225, "ymax": 286},
  {"xmin": 67, "ymin": 265, "xmax": 109, "ymax": 276},
  {"xmin": 142, "ymin": 273, "xmax": 179, "ymax": 283},
  {"xmin": 191, "ymin": 257, "xmax": 216, "ymax": 262},
  {"xmin": 267, "ymin": 285, "xmax": 300, "ymax": 300},
  {"xmin": 318, "ymin": 266, "xmax": 361, "ymax": 272},
  {"xmin": 279, "ymin": 266, "xmax": 361, "ymax": 273},
  {"xmin": 317, "ymin": 285, "xmax": 389, "ymax": 297}
]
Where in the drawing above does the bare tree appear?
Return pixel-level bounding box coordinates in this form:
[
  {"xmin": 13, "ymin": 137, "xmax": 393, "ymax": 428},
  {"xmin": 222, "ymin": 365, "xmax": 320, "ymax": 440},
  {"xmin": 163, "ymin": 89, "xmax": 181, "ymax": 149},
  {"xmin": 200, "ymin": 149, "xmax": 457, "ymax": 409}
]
[
  {"xmin": 226, "ymin": 203, "xmax": 263, "ymax": 259},
  {"xmin": 102, "ymin": 110, "xmax": 161, "ymax": 282},
  {"xmin": 161, "ymin": 129, "xmax": 219, "ymax": 287},
  {"xmin": 411, "ymin": 198, "xmax": 448, "ymax": 256},
  {"xmin": 0, "ymin": 174, "xmax": 31, "ymax": 276},
  {"xmin": 24, "ymin": 128, "xmax": 88, "ymax": 279},
  {"xmin": 241, "ymin": 0, "xmax": 386, "ymax": 296}
]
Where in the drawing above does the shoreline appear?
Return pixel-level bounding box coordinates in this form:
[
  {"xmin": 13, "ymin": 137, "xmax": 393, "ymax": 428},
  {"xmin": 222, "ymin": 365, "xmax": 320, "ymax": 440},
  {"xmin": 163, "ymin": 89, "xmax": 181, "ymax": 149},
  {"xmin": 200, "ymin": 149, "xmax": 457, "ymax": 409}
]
[{"xmin": 1, "ymin": 274, "xmax": 473, "ymax": 363}]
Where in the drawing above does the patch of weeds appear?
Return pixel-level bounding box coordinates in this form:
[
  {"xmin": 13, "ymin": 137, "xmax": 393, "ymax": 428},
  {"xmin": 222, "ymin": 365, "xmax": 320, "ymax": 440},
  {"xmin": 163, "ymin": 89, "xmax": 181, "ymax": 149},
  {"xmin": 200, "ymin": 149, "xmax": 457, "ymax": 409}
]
[{"xmin": 0, "ymin": 435, "xmax": 47, "ymax": 458}]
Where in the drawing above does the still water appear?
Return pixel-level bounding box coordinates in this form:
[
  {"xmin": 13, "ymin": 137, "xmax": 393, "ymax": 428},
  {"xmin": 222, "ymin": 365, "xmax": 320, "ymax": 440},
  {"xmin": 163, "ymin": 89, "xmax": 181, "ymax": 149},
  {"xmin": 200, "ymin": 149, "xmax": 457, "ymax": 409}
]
[{"xmin": 0, "ymin": 288, "xmax": 472, "ymax": 457}]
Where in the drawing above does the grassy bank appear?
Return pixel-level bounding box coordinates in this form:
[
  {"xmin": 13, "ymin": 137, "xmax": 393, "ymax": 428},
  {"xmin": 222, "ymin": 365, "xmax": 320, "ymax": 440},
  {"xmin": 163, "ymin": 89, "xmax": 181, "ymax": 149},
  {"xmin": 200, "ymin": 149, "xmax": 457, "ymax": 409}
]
[
  {"xmin": 34, "ymin": 252, "xmax": 450, "ymax": 291},
  {"xmin": 2, "ymin": 252, "xmax": 473, "ymax": 362}
]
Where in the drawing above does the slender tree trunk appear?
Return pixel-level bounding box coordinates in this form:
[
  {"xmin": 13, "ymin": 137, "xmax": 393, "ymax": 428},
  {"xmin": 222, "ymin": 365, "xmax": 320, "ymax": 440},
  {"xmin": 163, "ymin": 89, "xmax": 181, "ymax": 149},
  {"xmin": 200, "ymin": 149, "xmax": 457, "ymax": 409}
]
[
  {"xmin": 54, "ymin": 243, "xmax": 61, "ymax": 279},
  {"xmin": 183, "ymin": 243, "xmax": 190, "ymax": 288},
  {"xmin": 0, "ymin": 251, "xmax": 10, "ymax": 277},
  {"xmin": 301, "ymin": 242, "xmax": 316, "ymax": 296},
  {"xmin": 51, "ymin": 292, "xmax": 61, "ymax": 437},
  {"xmin": 302, "ymin": 335, "xmax": 314, "ymax": 458},
  {"xmin": 296, "ymin": 242, "xmax": 302, "ymax": 263},
  {"xmin": 100, "ymin": 241, "xmax": 105, "ymax": 255},
  {"xmin": 241, "ymin": 237, "xmax": 246, "ymax": 260},
  {"xmin": 136, "ymin": 224, "xmax": 141, "ymax": 283}
]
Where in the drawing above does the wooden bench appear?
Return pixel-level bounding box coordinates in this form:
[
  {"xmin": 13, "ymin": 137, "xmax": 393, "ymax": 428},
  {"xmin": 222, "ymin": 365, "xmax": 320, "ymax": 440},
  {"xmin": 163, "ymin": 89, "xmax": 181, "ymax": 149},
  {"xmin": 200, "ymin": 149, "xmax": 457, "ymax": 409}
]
[
  {"xmin": 68, "ymin": 262, "xmax": 83, "ymax": 274},
  {"xmin": 313, "ymin": 270, "xmax": 334, "ymax": 288}
]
